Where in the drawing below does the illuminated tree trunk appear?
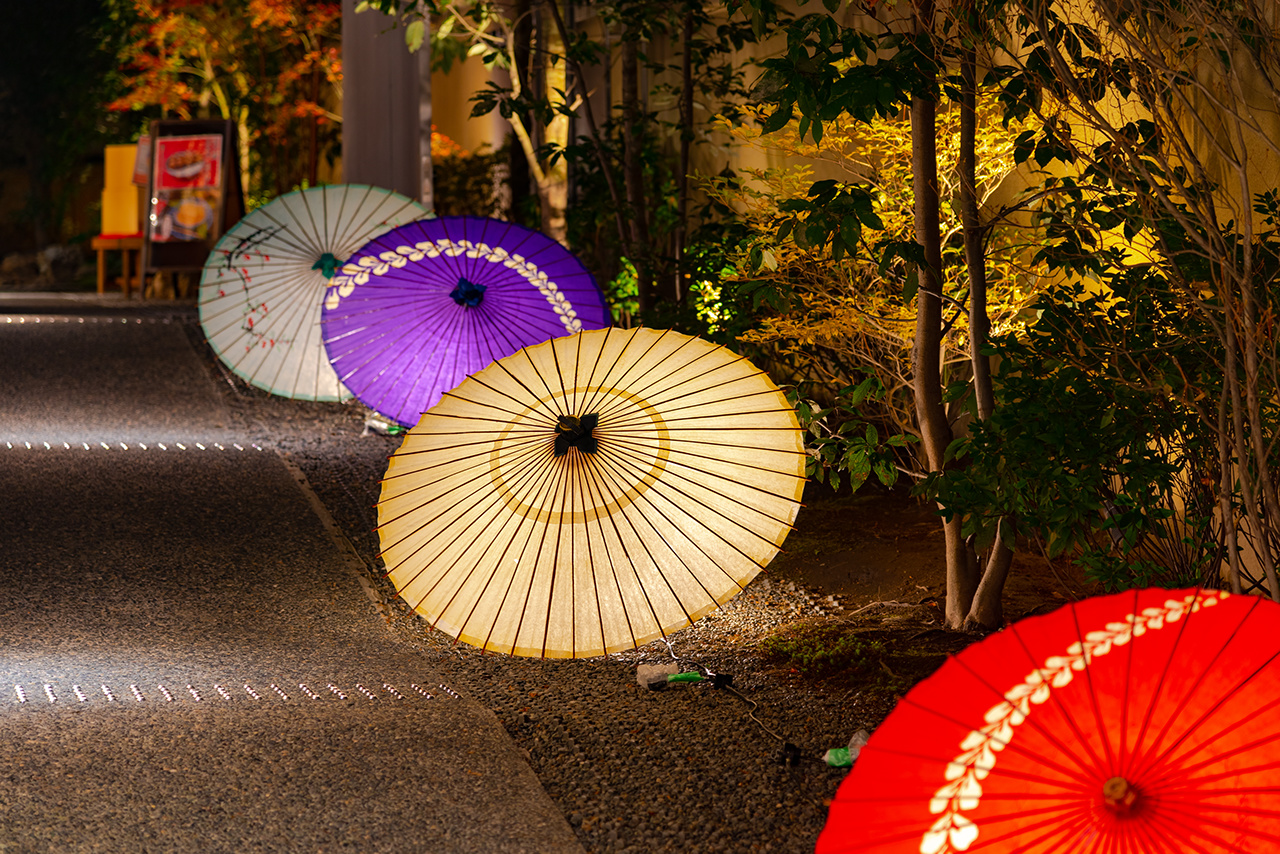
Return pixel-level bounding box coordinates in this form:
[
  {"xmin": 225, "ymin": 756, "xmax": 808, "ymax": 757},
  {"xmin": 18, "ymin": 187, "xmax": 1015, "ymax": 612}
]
[
  {"xmin": 958, "ymin": 2, "xmax": 1011, "ymax": 630},
  {"xmin": 912, "ymin": 0, "xmax": 979, "ymax": 629}
]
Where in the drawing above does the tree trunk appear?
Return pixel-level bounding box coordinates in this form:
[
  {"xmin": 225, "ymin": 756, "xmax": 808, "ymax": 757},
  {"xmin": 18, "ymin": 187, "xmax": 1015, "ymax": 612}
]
[
  {"xmin": 674, "ymin": 9, "xmax": 694, "ymax": 305},
  {"xmin": 911, "ymin": 0, "xmax": 978, "ymax": 629},
  {"xmin": 310, "ymin": 37, "xmax": 321, "ymax": 189},
  {"xmin": 539, "ymin": 4, "xmax": 569, "ymax": 242},
  {"xmin": 963, "ymin": 518, "xmax": 1015, "ymax": 631},
  {"xmin": 547, "ymin": 0, "xmax": 631, "ymax": 260},
  {"xmin": 622, "ymin": 38, "xmax": 654, "ymax": 315},
  {"xmin": 958, "ymin": 7, "xmax": 1010, "ymax": 630},
  {"xmin": 417, "ymin": 23, "xmax": 433, "ymax": 210}
]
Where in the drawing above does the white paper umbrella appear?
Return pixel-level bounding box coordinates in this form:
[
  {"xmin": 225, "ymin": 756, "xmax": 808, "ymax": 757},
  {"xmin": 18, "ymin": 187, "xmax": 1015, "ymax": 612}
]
[
  {"xmin": 199, "ymin": 184, "xmax": 429, "ymax": 400},
  {"xmin": 377, "ymin": 326, "xmax": 807, "ymax": 658}
]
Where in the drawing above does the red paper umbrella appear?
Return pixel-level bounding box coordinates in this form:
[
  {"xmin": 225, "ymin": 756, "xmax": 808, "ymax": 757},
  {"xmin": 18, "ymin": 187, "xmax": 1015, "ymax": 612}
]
[{"xmin": 817, "ymin": 588, "xmax": 1280, "ymax": 853}]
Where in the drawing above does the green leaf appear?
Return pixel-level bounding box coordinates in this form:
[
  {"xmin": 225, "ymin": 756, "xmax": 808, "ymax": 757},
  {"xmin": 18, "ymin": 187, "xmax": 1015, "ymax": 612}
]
[
  {"xmin": 903, "ymin": 266, "xmax": 919, "ymax": 303},
  {"xmin": 849, "ymin": 377, "xmax": 876, "ymax": 406},
  {"xmin": 840, "ymin": 215, "xmax": 860, "ymax": 249},
  {"xmin": 405, "ymin": 20, "xmax": 425, "ymax": 53},
  {"xmin": 873, "ymin": 459, "xmax": 897, "ymax": 488}
]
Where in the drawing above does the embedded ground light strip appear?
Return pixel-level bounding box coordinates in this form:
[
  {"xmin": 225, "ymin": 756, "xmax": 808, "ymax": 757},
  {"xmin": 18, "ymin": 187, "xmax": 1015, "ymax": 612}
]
[
  {"xmin": 0, "ymin": 315, "xmax": 182, "ymax": 326},
  {"xmin": 6, "ymin": 679, "xmax": 459, "ymax": 708},
  {"xmin": 2, "ymin": 441, "xmax": 264, "ymax": 452}
]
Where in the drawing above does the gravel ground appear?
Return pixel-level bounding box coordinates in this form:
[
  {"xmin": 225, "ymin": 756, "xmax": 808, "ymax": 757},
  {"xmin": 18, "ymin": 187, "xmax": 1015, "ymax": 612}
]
[
  {"xmin": 177, "ymin": 313, "xmax": 862, "ymax": 854},
  {"xmin": 0, "ymin": 296, "xmax": 587, "ymax": 853},
  {"xmin": 5, "ymin": 295, "xmax": 862, "ymax": 853}
]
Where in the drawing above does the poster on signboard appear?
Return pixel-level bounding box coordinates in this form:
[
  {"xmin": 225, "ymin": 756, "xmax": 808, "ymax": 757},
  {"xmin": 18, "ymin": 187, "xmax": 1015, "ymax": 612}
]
[
  {"xmin": 149, "ymin": 134, "xmax": 223, "ymax": 243},
  {"xmin": 141, "ymin": 119, "xmax": 243, "ymax": 279}
]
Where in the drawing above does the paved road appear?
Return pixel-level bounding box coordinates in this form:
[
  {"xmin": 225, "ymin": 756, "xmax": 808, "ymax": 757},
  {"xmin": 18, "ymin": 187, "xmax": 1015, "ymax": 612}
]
[{"xmin": 0, "ymin": 295, "xmax": 583, "ymax": 853}]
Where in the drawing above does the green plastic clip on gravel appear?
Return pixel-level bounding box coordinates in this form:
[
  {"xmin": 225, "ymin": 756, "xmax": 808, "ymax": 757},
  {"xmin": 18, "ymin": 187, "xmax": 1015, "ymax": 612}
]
[{"xmin": 666, "ymin": 672, "xmax": 704, "ymax": 684}]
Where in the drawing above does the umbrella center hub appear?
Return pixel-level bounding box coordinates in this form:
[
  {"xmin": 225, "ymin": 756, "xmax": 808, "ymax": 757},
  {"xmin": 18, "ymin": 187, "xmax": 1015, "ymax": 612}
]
[
  {"xmin": 554, "ymin": 414, "xmax": 599, "ymax": 456},
  {"xmin": 312, "ymin": 252, "xmax": 341, "ymax": 280},
  {"xmin": 1102, "ymin": 776, "xmax": 1141, "ymax": 817},
  {"xmin": 450, "ymin": 277, "xmax": 487, "ymax": 307}
]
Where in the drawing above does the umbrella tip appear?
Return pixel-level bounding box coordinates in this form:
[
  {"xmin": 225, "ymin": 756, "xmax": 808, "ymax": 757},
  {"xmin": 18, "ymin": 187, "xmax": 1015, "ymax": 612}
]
[
  {"xmin": 1102, "ymin": 776, "xmax": 1141, "ymax": 816},
  {"xmin": 312, "ymin": 252, "xmax": 341, "ymax": 280}
]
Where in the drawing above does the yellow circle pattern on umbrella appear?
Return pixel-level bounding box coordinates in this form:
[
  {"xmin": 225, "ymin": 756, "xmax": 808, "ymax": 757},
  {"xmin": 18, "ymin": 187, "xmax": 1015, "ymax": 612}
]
[
  {"xmin": 487, "ymin": 385, "xmax": 672, "ymax": 525},
  {"xmin": 377, "ymin": 326, "xmax": 806, "ymax": 658}
]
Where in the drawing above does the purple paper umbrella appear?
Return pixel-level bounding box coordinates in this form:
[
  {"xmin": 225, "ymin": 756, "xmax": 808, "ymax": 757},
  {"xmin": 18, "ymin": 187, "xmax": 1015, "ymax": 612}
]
[{"xmin": 321, "ymin": 216, "xmax": 611, "ymax": 427}]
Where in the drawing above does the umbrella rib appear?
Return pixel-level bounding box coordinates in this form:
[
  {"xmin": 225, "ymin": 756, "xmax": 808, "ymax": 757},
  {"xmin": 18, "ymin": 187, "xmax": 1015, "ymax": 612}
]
[
  {"xmin": 998, "ymin": 612, "xmax": 1115, "ymax": 776},
  {"xmin": 296, "ymin": 186, "xmax": 328, "ymax": 263},
  {"xmin": 576, "ymin": 446, "xmax": 643, "ymax": 653},
  {"xmin": 1146, "ymin": 701, "xmax": 1280, "ymax": 789},
  {"xmin": 379, "ymin": 430, "xmax": 552, "ymax": 540},
  {"xmin": 285, "ymin": 270, "xmax": 328, "ymax": 400},
  {"xmin": 410, "ymin": 408, "xmax": 559, "ymax": 431},
  {"xmin": 577, "ymin": 447, "xmax": 702, "ymax": 632},
  {"xmin": 475, "ymin": 353, "xmax": 569, "ymax": 424},
  {"xmin": 1126, "ymin": 589, "xmax": 1263, "ymax": 780},
  {"xmin": 257, "ymin": 274, "xmax": 320, "ymax": 397},
  {"xmin": 510, "ymin": 449, "xmax": 570, "ymax": 657},
  {"xmin": 572, "ymin": 326, "xmax": 617, "ymax": 417},
  {"xmin": 231, "ymin": 205, "xmax": 325, "ymax": 259},
  {"xmin": 1044, "ymin": 613, "xmax": 1125, "ymax": 771},
  {"xmin": 550, "ymin": 452, "xmax": 586, "ymax": 657},
  {"xmin": 202, "ymin": 269, "xmax": 297, "ymax": 346},
  {"xmin": 326, "ymin": 281, "xmax": 472, "ymax": 421},
  {"xmin": 895, "ymin": 689, "xmax": 1100, "ymax": 788},
  {"xmin": 1161, "ymin": 792, "xmax": 1280, "ymax": 816},
  {"xmin": 600, "ymin": 391, "xmax": 804, "ymax": 430},
  {"xmin": 379, "ymin": 298, "xmax": 473, "ymax": 422},
  {"xmin": 1143, "ymin": 796, "xmax": 1280, "ymax": 848},
  {"xmin": 332, "ymin": 184, "xmax": 413, "ymax": 256},
  {"xmin": 605, "ymin": 433, "xmax": 806, "ymax": 503},
  {"xmin": 382, "ymin": 437, "xmax": 548, "ymax": 490},
  {"xmin": 578, "ymin": 328, "xmax": 687, "ymax": 417},
  {"xmin": 570, "ymin": 327, "xmax": 585, "ymax": 422},
  {"xmin": 602, "ymin": 439, "xmax": 800, "ymax": 551},
  {"xmin": 467, "ymin": 448, "xmax": 566, "ymax": 655},
  {"xmin": 573, "ymin": 450, "xmax": 608, "ymax": 657},
  {"xmin": 377, "ymin": 433, "xmax": 553, "ymax": 568},
  {"xmin": 585, "ymin": 445, "xmax": 741, "ymax": 601},
  {"xmin": 1132, "ymin": 642, "xmax": 1280, "ymax": 786},
  {"xmin": 526, "ymin": 337, "xmax": 573, "ymax": 421},
  {"xmin": 253, "ymin": 191, "xmax": 331, "ymax": 259},
  {"xmin": 972, "ymin": 804, "xmax": 1098, "ymax": 854},
  {"xmin": 1117, "ymin": 588, "xmax": 1140, "ymax": 776},
  {"xmin": 550, "ymin": 318, "xmax": 572, "ymax": 421},
  {"xmin": 399, "ymin": 438, "xmax": 560, "ymax": 629},
  {"xmin": 614, "ymin": 430, "xmax": 808, "ymax": 466},
  {"xmin": 603, "ymin": 370, "xmax": 788, "ymax": 424},
  {"xmin": 423, "ymin": 475, "xmax": 539, "ymax": 643},
  {"xmin": 381, "ymin": 433, "xmax": 547, "ymax": 482},
  {"xmin": 575, "ymin": 442, "xmax": 676, "ymax": 650},
  {"xmin": 585, "ymin": 331, "xmax": 726, "ymax": 418}
]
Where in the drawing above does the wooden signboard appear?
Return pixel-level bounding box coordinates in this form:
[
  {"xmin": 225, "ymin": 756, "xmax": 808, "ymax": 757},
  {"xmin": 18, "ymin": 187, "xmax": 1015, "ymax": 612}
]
[{"xmin": 141, "ymin": 119, "xmax": 245, "ymax": 277}]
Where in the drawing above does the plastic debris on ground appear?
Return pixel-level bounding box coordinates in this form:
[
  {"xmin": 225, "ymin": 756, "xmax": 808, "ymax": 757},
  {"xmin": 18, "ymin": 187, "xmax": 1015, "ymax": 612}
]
[{"xmin": 823, "ymin": 729, "xmax": 871, "ymax": 767}]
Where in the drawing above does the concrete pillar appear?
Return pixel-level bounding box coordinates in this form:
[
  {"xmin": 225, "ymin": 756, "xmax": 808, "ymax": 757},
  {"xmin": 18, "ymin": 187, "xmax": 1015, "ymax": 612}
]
[{"xmin": 341, "ymin": 0, "xmax": 420, "ymax": 199}]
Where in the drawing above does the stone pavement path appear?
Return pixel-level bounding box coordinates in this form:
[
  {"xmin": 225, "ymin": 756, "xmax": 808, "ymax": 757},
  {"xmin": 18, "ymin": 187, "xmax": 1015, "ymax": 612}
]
[{"xmin": 0, "ymin": 297, "xmax": 583, "ymax": 853}]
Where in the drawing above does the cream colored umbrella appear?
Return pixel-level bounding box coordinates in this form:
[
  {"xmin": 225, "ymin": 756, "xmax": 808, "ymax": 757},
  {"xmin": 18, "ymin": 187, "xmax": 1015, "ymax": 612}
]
[
  {"xmin": 199, "ymin": 184, "xmax": 429, "ymax": 400},
  {"xmin": 377, "ymin": 326, "xmax": 807, "ymax": 658}
]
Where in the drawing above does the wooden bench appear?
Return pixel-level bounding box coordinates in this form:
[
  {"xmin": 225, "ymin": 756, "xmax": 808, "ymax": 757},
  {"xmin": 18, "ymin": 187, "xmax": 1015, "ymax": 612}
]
[{"xmin": 90, "ymin": 234, "xmax": 144, "ymax": 298}]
